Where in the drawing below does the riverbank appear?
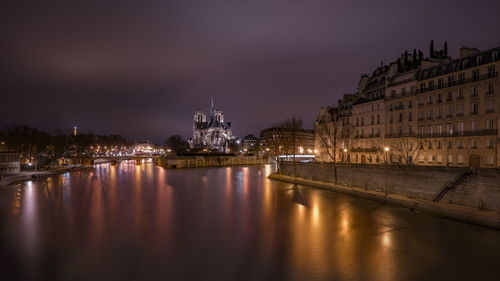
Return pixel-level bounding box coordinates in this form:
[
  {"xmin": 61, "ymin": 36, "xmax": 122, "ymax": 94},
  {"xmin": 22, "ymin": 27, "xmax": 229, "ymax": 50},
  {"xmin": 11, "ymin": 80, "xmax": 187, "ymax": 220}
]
[
  {"xmin": 269, "ymin": 173, "xmax": 500, "ymax": 230},
  {"xmin": 159, "ymin": 155, "xmax": 271, "ymax": 168},
  {"xmin": 0, "ymin": 165, "xmax": 94, "ymax": 186}
]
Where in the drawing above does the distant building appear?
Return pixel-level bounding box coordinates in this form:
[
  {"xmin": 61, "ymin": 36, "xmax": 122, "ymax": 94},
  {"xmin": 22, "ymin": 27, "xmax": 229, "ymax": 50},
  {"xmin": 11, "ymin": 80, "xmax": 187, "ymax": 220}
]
[
  {"xmin": 0, "ymin": 151, "xmax": 20, "ymax": 174},
  {"xmin": 189, "ymin": 99, "xmax": 234, "ymax": 153},
  {"xmin": 242, "ymin": 134, "xmax": 258, "ymax": 153},
  {"xmin": 258, "ymin": 127, "xmax": 316, "ymax": 160}
]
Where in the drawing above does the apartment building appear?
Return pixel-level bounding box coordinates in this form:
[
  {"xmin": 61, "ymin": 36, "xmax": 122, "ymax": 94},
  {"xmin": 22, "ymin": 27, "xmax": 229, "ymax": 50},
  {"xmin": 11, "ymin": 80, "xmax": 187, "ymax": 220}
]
[
  {"xmin": 414, "ymin": 46, "xmax": 499, "ymax": 168},
  {"xmin": 315, "ymin": 42, "xmax": 500, "ymax": 168}
]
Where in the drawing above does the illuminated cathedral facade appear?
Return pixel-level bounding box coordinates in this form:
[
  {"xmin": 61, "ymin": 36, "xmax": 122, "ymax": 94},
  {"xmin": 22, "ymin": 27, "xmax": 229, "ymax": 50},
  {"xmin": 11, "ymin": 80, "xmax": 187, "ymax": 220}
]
[{"xmin": 189, "ymin": 99, "xmax": 234, "ymax": 153}]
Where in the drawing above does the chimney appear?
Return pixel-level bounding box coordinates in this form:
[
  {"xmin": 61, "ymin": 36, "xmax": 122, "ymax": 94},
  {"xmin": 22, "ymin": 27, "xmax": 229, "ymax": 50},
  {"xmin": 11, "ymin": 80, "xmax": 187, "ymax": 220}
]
[{"xmin": 460, "ymin": 47, "xmax": 480, "ymax": 58}]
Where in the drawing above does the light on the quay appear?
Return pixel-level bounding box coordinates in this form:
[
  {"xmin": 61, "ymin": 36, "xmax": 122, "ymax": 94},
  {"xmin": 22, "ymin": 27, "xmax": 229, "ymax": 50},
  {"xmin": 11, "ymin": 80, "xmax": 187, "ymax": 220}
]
[
  {"xmin": 343, "ymin": 148, "xmax": 348, "ymax": 153},
  {"xmin": 384, "ymin": 146, "xmax": 390, "ymax": 152}
]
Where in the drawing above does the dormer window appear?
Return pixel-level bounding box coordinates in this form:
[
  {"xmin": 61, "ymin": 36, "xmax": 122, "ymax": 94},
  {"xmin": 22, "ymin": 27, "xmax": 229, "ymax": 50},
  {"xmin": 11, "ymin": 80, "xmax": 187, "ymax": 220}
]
[
  {"xmin": 476, "ymin": 56, "xmax": 482, "ymax": 65},
  {"xmin": 493, "ymin": 52, "xmax": 498, "ymax": 61},
  {"xmin": 462, "ymin": 60, "xmax": 468, "ymax": 69}
]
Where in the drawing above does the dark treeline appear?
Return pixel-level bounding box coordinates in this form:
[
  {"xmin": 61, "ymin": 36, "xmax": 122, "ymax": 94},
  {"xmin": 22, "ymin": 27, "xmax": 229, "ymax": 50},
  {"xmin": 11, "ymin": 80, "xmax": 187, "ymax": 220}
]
[{"xmin": 0, "ymin": 125, "xmax": 129, "ymax": 162}]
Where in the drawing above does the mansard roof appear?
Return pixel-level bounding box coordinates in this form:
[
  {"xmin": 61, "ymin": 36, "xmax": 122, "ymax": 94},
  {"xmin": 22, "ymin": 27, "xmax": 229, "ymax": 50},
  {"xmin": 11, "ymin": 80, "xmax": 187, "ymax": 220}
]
[{"xmin": 419, "ymin": 46, "xmax": 500, "ymax": 81}]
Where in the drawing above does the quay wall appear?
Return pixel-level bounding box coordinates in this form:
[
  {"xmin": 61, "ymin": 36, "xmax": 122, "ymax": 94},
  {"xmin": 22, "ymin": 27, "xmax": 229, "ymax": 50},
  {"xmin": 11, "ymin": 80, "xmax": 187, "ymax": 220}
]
[
  {"xmin": 277, "ymin": 162, "xmax": 500, "ymax": 212},
  {"xmin": 159, "ymin": 156, "xmax": 271, "ymax": 168}
]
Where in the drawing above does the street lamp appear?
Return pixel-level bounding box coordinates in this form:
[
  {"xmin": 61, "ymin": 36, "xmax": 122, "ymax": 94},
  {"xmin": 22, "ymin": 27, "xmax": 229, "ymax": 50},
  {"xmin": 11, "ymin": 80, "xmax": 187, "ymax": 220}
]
[{"xmin": 343, "ymin": 148, "xmax": 348, "ymax": 163}]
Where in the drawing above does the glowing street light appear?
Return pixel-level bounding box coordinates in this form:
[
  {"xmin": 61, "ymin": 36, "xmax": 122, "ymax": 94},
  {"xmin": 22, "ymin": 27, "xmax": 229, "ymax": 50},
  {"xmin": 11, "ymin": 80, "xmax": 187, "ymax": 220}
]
[{"xmin": 384, "ymin": 146, "xmax": 390, "ymax": 152}]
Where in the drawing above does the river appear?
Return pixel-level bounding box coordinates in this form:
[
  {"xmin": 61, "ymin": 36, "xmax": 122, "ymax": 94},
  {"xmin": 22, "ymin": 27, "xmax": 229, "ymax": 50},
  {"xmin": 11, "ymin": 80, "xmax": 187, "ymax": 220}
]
[{"xmin": 0, "ymin": 163, "xmax": 499, "ymax": 281}]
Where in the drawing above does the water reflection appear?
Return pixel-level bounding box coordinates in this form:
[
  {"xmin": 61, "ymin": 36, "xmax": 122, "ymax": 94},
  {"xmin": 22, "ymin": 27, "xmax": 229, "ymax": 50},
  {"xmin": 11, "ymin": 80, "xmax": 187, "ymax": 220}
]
[{"xmin": 0, "ymin": 164, "xmax": 499, "ymax": 281}]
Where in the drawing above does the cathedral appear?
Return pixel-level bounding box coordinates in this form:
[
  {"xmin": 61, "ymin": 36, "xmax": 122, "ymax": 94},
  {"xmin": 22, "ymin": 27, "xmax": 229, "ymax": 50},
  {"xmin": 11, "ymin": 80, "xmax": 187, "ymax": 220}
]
[{"xmin": 189, "ymin": 99, "xmax": 234, "ymax": 153}]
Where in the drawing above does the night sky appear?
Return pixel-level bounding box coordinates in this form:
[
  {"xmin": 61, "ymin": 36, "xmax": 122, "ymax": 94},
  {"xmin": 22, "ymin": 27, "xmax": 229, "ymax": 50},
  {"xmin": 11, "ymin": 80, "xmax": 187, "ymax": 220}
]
[{"xmin": 2, "ymin": 0, "xmax": 500, "ymax": 143}]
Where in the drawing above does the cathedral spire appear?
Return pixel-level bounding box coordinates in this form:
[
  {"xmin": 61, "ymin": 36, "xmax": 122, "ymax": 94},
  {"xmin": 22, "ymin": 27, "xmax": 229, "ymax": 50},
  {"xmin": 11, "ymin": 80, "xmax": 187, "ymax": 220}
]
[{"xmin": 210, "ymin": 96, "xmax": 214, "ymax": 116}]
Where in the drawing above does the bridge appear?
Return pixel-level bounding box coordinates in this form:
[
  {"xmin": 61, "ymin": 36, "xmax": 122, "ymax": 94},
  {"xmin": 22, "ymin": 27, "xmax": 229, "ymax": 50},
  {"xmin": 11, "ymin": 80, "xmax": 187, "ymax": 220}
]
[{"xmin": 79, "ymin": 155, "xmax": 161, "ymax": 165}]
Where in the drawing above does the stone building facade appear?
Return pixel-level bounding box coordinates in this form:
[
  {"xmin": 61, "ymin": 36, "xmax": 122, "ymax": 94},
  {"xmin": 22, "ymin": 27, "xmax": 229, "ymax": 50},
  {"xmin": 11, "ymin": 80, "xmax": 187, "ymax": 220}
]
[
  {"xmin": 316, "ymin": 42, "xmax": 500, "ymax": 168},
  {"xmin": 0, "ymin": 151, "xmax": 20, "ymax": 174},
  {"xmin": 189, "ymin": 100, "xmax": 234, "ymax": 153},
  {"xmin": 258, "ymin": 127, "xmax": 316, "ymax": 160}
]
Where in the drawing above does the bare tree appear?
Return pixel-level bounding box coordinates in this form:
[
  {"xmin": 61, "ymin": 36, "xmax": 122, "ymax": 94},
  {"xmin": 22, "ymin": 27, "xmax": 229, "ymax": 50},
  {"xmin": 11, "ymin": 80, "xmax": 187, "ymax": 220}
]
[
  {"xmin": 316, "ymin": 109, "xmax": 344, "ymax": 184},
  {"xmin": 259, "ymin": 117, "xmax": 302, "ymax": 175},
  {"xmin": 279, "ymin": 117, "xmax": 303, "ymax": 179},
  {"xmin": 391, "ymin": 137, "xmax": 423, "ymax": 166}
]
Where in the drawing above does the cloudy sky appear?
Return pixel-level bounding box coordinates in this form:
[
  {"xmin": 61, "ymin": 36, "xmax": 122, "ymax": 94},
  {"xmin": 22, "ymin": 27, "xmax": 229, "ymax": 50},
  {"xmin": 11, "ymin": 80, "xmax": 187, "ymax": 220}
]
[{"xmin": 1, "ymin": 0, "xmax": 500, "ymax": 143}]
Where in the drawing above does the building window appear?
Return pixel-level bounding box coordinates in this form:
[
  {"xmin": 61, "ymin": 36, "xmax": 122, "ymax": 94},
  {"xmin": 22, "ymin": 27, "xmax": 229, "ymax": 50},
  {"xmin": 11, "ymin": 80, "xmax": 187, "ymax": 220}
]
[
  {"xmin": 487, "ymin": 139, "xmax": 495, "ymax": 149},
  {"xmin": 438, "ymin": 79, "xmax": 443, "ymax": 89},
  {"xmin": 437, "ymin": 141, "xmax": 442, "ymax": 149},
  {"xmin": 456, "ymin": 103, "xmax": 464, "ymax": 116},
  {"xmin": 408, "ymin": 112, "xmax": 413, "ymax": 121},
  {"xmin": 472, "ymin": 69, "xmax": 479, "ymax": 81},
  {"xmin": 448, "ymin": 154, "xmax": 453, "ymax": 164},
  {"xmin": 457, "ymin": 122, "xmax": 464, "ymax": 135},
  {"xmin": 471, "ymin": 103, "xmax": 479, "ymax": 115},
  {"xmin": 458, "ymin": 73, "xmax": 465, "ymax": 84},
  {"xmin": 488, "ymin": 65, "xmax": 497, "ymax": 78},
  {"xmin": 419, "ymin": 155, "xmax": 424, "ymax": 163},
  {"xmin": 458, "ymin": 89, "xmax": 464, "ymax": 99},
  {"xmin": 458, "ymin": 140, "xmax": 464, "ymax": 149},
  {"xmin": 437, "ymin": 124, "xmax": 443, "ymax": 135},
  {"xmin": 486, "ymin": 119, "xmax": 494, "ymax": 130},
  {"xmin": 447, "ymin": 92, "xmax": 453, "ymax": 101},
  {"xmin": 428, "ymin": 95, "xmax": 433, "ymax": 104},
  {"xmin": 458, "ymin": 155, "xmax": 464, "ymax": 164},
  {"xmin": 428, "ymin": 125, "xmax": 433, "ymax": 136},
  {"xmin": 399, "ymin": 113, "xmax": 403, "ymax": 123},
  {"xmin": 471, "ymin": 87, "xmax": 478, "ymax": 97},
  {"xmin": 447, "ymin": 123, "xmax": 454, "ymax": 135},
  {"xmin": 448, "ymin": 75, "xmax": 455, "ymax": 86},
  {"xmin": 447, "ymin": 105, "xmax": 453, "ymax": 117},
  {"xmin": 486, "ymin": 100, "xmax": 495, "ymax": 113},
  {"xmin": 471, "ymin": 139, "xmax": 478, "ymax": 149},
  {"xmin": 448, "ymin": 140, "xmax": 453, "ymax": 149},
  {"xmin": 377, "ymin": 115, "xmax": 380, "ymax": 124},
  {"xmin": 471, "ymin": 120, "xmax": 477, "ymax": 131},
  {"xmin": 487, "ymin": 156, "xmax": 494, "ymax": 165},
  {"xmin": 428, "ymin": 155, "xmax": 433, "ymax": 162},
  {"xmin": 428, "ymin": 109, "xmax": 433, "ymax": 119},
  {"xmin": 429, "ymin": 81, "xmax": 434, "ymax": 91},
  {"xmin": 487, "ymin": 83, "xmax": 494, "ymax": 94},
  {"xmin": 408, "ymin": 101, "xmax": 413, "ymax": 108}
]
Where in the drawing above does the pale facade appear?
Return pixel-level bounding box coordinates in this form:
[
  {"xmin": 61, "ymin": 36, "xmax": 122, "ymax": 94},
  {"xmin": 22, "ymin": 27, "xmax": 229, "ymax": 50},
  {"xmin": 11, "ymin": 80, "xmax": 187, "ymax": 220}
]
[
  {"xmin": 413, "ymin": 47, "xmax": 499, "ymax": 168},
  {"xmin": 315, "ymin": 43, "xmax": 500, "ymax": 168}
]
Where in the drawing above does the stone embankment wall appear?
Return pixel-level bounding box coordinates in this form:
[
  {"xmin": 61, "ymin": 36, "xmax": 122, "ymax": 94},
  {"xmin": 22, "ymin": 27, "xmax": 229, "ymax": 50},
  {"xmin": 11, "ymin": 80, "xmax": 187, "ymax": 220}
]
[
  {"xmin": 278, "ymin": 162, "xmax": 500, "ymax": 212},
  {"xmin": 160, "ymin": 156, "xmax": 271, "ymax": 168}
]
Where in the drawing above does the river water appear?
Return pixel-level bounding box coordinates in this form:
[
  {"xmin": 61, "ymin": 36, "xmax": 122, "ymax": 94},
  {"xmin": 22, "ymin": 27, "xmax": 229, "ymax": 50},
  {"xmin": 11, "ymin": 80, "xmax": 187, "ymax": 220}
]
[{"xmin": 0, "ymin": 163, "xmax": 499, "ymax": 281}]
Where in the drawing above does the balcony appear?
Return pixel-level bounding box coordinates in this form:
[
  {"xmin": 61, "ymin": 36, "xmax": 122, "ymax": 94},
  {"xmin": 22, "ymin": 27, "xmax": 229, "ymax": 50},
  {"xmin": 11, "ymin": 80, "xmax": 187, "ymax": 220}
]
[
  {"xmin": 416, "ymin": 129, "xmax": 497, "ymax": 138},
  {"xmin": 417, "ymin": 72, "xmax": 499, "ymax": 94}
]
